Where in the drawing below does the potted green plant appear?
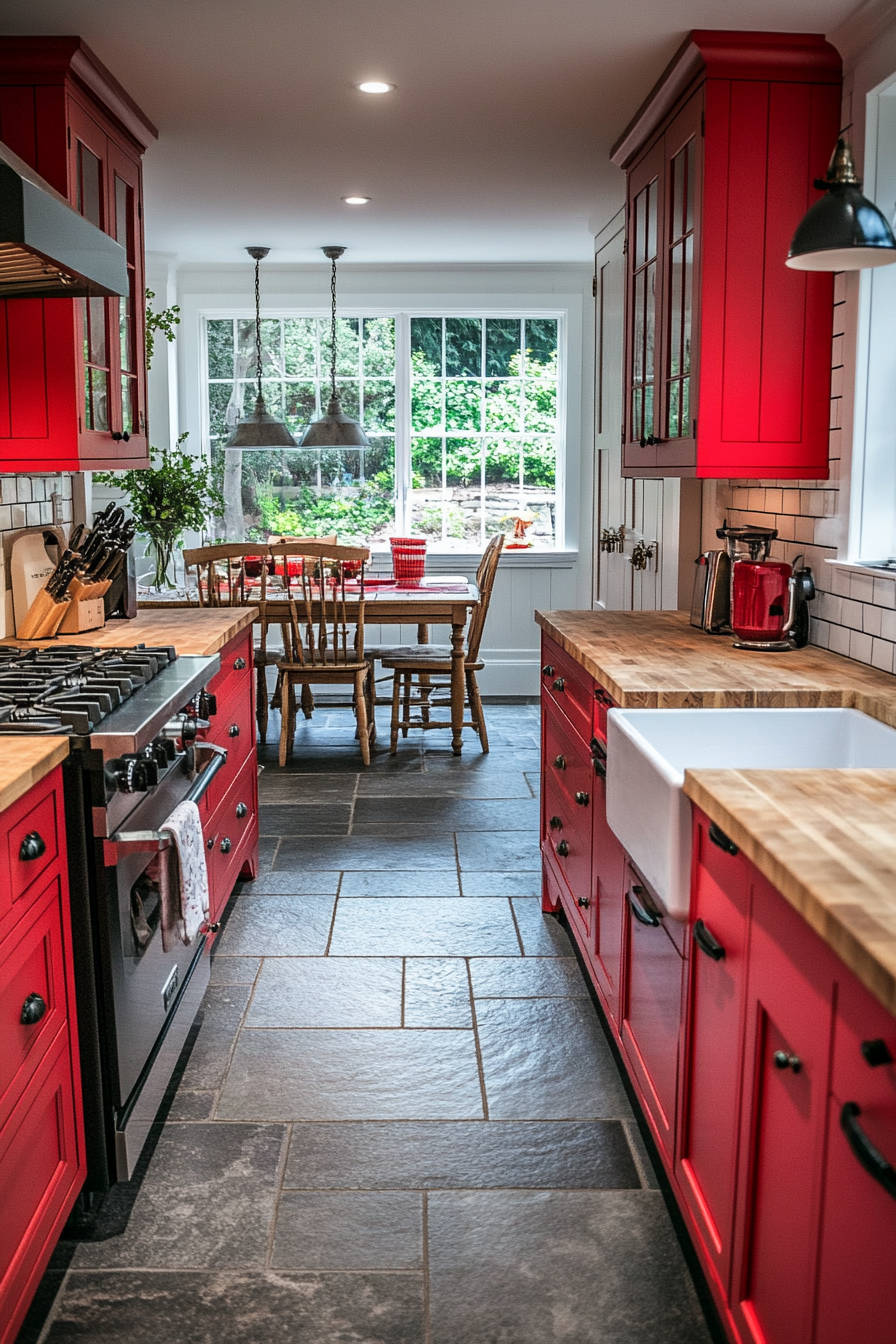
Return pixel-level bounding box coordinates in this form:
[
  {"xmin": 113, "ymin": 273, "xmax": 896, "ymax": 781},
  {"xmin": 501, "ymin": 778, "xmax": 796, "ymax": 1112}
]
[{"xmin": 95, "ymin": 433, "xmax": 224, "ymax": 588}]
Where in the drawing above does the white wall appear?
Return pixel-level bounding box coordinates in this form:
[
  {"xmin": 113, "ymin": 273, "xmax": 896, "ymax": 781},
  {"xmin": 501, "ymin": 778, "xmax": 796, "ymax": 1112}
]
[{"xmin": 167, "ymin": 260, "xmax": 595, "ymax": 695}]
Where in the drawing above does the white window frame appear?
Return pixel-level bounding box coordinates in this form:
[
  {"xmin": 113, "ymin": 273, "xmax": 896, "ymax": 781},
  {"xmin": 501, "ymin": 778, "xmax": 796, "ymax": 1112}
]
[{"xmin": 196, "ymin": 306, "xmax": 568, "ymax": 552}]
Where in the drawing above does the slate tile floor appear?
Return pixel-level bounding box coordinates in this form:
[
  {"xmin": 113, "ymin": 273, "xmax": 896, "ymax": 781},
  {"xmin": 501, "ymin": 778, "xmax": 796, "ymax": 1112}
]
[{"xmin": 23, "ymin": 704, "xmax": 716, "ymax": 1344}]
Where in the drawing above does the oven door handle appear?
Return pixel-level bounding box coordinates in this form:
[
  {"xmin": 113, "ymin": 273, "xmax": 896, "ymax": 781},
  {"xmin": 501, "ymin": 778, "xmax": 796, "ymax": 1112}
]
[
  {"xmin": 186, "ymin": 743, "xmax": 228, "ymax": 804},
  {"xmin": 105, "ymin": 745, "xmax": 229, "ymax": 859}
]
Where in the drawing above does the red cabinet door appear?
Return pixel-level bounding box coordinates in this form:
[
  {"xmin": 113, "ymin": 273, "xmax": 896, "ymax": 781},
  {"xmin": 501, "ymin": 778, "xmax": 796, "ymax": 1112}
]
[
  {"xmin": 731, "ymin": 874, "xmax": 836, "ymax": 1344},
  {"xmin": 814, "ymin": 972, "xmax": 896, "ymax": 1344},
  {"xmin": 621, "ymin": 867, "xmax": 684, "ymax": 1161},
  {"xmin": 591, "ymin": 754, "xmax": 626, "ymax": 1025},
  {"xmin": 676, "ymin": 813, "xmax": 750, "ymax": 1292}
]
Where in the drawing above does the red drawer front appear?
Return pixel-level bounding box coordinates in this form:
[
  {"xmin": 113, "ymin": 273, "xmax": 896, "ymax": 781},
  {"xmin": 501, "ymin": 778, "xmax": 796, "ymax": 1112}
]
[
  {"xmin": 542, "ymin": 709, "xmax": 593, "ymax": 912},
  {"xmin": 0, "ymin": 775, "xmax": 61, "ymax": 927},
  {"xmin": 205, "ymin": 752, "xmax": 258, "ymax": 922},
  {"xmin": 199, "ymin": 677, "xmax": 255, "ymax": 818},
  {"xmin": 592, "ymin": 682, "xmax": 618, "ymax": 743},
  {"xmin": 0, "ymin": 879, "xmax": 69, "ymax": 1128},
  {"xmin": 206, "ymin": 629, "xmax": 253, "ymax": 704},
  {"xmin": 0, "ymin": 1031, "xmax": 83, "ymax": 1344},
  {"xmin": 541, "ymin": 636, "xmax": 596, "ymax": 746}
]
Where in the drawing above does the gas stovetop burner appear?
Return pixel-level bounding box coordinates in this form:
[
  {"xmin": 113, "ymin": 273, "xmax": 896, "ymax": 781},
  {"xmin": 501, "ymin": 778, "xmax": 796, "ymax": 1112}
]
[{"xmin": 0, "ymin": 644, "xmax": 179, "ymax": 736}]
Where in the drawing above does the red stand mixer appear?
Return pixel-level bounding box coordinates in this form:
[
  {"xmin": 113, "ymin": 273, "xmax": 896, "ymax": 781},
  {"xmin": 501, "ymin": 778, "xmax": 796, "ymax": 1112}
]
[{"xmin": 718, "ymin": 523, "xmax": 815, "ymax": 651}]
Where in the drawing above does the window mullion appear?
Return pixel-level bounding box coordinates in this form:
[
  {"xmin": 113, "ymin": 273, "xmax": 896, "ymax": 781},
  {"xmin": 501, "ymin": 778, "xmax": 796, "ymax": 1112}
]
[{"xmin": 394, "ymin": 313, "xmax": 411, "ymax": 535}]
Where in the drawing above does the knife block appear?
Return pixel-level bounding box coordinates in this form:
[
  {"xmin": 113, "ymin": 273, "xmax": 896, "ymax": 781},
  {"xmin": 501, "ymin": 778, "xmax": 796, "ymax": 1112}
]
[{"xmin": 57, "ymin": 578, "xmax": 111, "ymax": 634}]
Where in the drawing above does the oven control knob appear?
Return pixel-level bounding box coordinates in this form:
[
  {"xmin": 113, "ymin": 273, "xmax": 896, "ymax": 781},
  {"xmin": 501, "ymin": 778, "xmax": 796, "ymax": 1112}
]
[
  {"xmin": 190, "ymin": 690, "xmax": 217, "ymax": 718},
  {"xmin": 151, "ymin": 737, "xmax": 176, "ymax": 766},
  {"xmin": 160, "ymin": 715, "xmax": 210, "ymax": 743},
  {"xmin": 137, "ymin": 748, "xmax": 160, "ymax": 787},
  {"xmin": 112, "ymin": 755, "xmax": 151, "ymax": 794}
]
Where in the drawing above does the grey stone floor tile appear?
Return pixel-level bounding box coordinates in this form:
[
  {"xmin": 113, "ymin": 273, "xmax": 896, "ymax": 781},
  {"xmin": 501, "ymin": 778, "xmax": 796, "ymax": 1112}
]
[
  {"xmin": 258, "ymin": 771, "xmax": 359, "ymax": 799},
  {"xmin": 456, "ymin": 829, "xmax": 541, "ymax": 871},
  {"xmin": 404, "ymin": 959, "xmax": 472, "ymax": 1026},
  {"xmin": 328, "ymin": 898, "xmax": 521, "ymax": 957},
  {"xmin": 461, "ymin": 871, "xmax": 542, "ymax": 897},
  {"xmin": 254, "ymin": 836, "xmax": 279, "ymax": 872},
  {"xmin": 353, "ymin": 797, "xmax": 539, "ymax": 831},
  {"xmin": 355, "ymin": 771, "xmax": 534, "ymax": 798},
  {"xmin": 216, "ymin": 895, "xmax": 334, "ymax": 957},
  {"xmin": 512, "ymin": 898, "xmax": 574, "ymax": 955},
  {"xmin": 276, "ymin": 833, "xmax": 457, "ymax": 870},
  {"xmin": 523, "ymin": 771, "xmax": 540, "ymax": 797},
  {"xmin": 73, "ymin": 1124, "xmax": 286, "ymax": 1269},
  {"xmin": 177, "ymin": 985, "xmax": 251, "ymax": 1091},
  {"xmin": 44, "ymin": 1270, "xmax": 424, "ymax": 1343},
  {"xmin": 166, "ymin": 1089, "xmax": 217, "ymax": 1121},
  {"xmin": 217, "ymin": 1027, "xmax": 483, "ymax": 1121},
  {"xmin": 476, "ymin": 998, "xmax": 631, "ymax": 1119},
  {"xmin": 260, "ymin": 803, "xmax": 351, "ymax": 835},
  {"xmin": 209, "ymin": 956, "xmax": 260, "ymax": 985},
  {"xmin": 283, "ymin": 1120, "xmax": 640, "ymax": 1191},
  {"xmin": 470, "ymin": 956, "xmax": 588, "ymax": 998},
  {"xmin": 246, "ymin": 957, "xmax": 402, "ymax": 1028},
  {"xmin": 427, "ymin": 1190, "xmax": 712, "ymax": 1344},
  {"xmin": 624, "ymin": 1120, "xmax": 662, "ymax": 1190},
  {"xmin": 238, "ymin": 871, "xmax": 341, "ymax": 895},
  {"xmin": 271, "ymin": 1191, "xmax": 422, "ymax": 1269},
  {"xmin": 339, "ymin": 870, "xmax": 461, "ymax": 897}
]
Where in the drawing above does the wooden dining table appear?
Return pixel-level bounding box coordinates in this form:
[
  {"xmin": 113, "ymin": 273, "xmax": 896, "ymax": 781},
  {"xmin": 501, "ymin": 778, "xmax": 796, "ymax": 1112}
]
[{"xmin": 140, "ymin": 577, "xmax": 481, "ymax": 755}]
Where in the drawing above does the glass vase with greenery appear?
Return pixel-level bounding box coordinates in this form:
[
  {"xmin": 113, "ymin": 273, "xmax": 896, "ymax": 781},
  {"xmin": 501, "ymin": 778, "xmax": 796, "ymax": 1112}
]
[{"xmin": 95, "ymin": 433, "xmax": 224, "ymax": 588}]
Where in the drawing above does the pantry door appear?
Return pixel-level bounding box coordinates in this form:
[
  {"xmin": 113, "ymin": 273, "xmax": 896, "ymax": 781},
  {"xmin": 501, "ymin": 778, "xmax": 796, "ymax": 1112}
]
[{"xmin": 593, "ymin": 213, "xmax": 698, "ymax": 611}]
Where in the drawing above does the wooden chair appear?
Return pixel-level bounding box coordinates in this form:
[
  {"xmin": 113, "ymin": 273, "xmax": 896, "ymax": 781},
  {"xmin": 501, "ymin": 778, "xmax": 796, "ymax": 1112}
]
[
  {"xmin": 273, "ymin": 541, "xmax": 375, "ymax": 766},
  {"xmin": 379, "ymin": 533, "xmax": 504, "ymax": 754}
]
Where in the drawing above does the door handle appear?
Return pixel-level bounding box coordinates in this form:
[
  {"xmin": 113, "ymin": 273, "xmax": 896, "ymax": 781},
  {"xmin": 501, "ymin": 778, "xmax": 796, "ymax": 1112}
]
[
  {"xmin": 840, "ymin": 1102, "xmax": 896, "ymax": 1202},
  {"xmin": 693, "ymin": 918, "xmax": 725, "ymax": 961},
  {"xmin": 708, "ymin": 822, "xmax": 739, "ymax": 856},
  {"xmin": 627, "ymin": 885, "xmax": 660, "ymax": 927}
]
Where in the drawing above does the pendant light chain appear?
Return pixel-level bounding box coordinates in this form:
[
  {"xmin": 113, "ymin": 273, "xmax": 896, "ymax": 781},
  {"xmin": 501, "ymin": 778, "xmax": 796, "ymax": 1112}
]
[{"xmin": 330, "ymin": 252, "xmax": 338, "ymax": 399}]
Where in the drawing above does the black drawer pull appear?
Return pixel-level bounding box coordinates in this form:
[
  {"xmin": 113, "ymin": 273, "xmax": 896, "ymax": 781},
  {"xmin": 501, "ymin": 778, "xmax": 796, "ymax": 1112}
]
[
  {"xmin": 234, "ymin": 657, "xmax": 247, "ymax": 670},
  {"xmin": 220, "ymin": 837, "xmax": 232, "ymax": 854},
  {"xmin": 556, "ymin": 840, "xmax": 569, "ymax": 858},
  {"xmin": 628, "ymin": 885, "xmax": 660, "ymax": 927},
  {"xmin": 553, "ymin": 677, "xmax": 565, "ymax": 692},
  {"xmin": 693, "ymin": 918, "xmax": 725, "ymax": 961},
  {"xmin": 861, "ymin": 1039, "xmax": 894, "ymax": 1068},
  {"xmin": 553, "ymin": 754, "xmax": 566, "ymax": 770},
  {"xmin": 19, "ymin": 831, "xmax": 46, "ymax": 862},
  {"xmin": 575, "ymin": 791, "xmax": 590, "ymax": 806},
  {"xmin": 708, "ymin": 822, "xmax": 739, "ymax": 856},
  {"xmin": 235, "ymin": 802, "xmax": 248, "ymax": 819},
  {"xmin": 549, "ymin": 816, "xmax": 563, "ymax": 831},
  {"xmin": 541, "ymin": 664, "xmax": 554, "ymax": 677},
  {"xmin": 577, "ymin": 895, "xmax": 590, "ymax": 909},
  {"xmin": 20, "ymin": 993, "xmax": 47, "ymax": 1025},
  {"xmin": 841, "ymin": 1102, "xmax": 896, "ymax": 1201},
  {"xmin": 773, "ymin": 1050, "xmax": 802, "ymax": 1074},
  {"xmin": 593, "ymin": 757, "xmax": 606, "ymax": 780},
  {"xmin": 228, "ymin": 724, "xmax": 241, "ymax": 738}
]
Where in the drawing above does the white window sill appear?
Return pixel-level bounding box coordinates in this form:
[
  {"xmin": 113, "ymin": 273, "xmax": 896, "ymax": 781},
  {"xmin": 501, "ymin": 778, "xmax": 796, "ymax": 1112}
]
[
  {"xmin": 368, "ymin": 549, "xmax": 578, "ymax": 572},
  {"xmin": 825, "ymin": 559, "xmax": 896, "ymax": 583}
]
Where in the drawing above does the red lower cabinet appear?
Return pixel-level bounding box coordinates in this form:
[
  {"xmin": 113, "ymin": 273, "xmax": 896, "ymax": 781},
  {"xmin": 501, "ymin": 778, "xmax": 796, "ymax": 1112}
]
[
  {"xmin": 621, "ymin": 868, "xmax": 683, "ymax": 1162},
  {"xmin": 730, "ymin": 874, "xmax": 836, "ymax": 1344},
  {"xmin": 814, "ymin": 974, "xmax": 896, "ymax": 1344},
  {"xmin": 676, "ymin": 818, "xmax": 750, "ymax": 1294},
  {"xmin": 591, "ymin": 759, "xmax": 626, "ymax": 1025}
]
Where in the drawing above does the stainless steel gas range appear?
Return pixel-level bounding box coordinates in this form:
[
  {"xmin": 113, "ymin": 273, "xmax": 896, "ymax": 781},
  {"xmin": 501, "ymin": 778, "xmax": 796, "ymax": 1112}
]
[{"xmin": 0, "ymin": 643, "xmax": 227, "ymax": 1207}]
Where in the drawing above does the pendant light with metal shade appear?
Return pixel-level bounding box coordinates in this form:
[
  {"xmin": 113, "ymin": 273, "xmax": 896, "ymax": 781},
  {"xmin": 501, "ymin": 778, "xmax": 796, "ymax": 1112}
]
[
  {"xmin": 299, "ymin": 247, "xmax": 370, "ymax": 448},
  {"xmin": 225, "ymin": 246, "xmax": 297, "ymax": 449},
  {"xmin": 787, "ymin": 138, "xmax": 896, "ymax": 271}
]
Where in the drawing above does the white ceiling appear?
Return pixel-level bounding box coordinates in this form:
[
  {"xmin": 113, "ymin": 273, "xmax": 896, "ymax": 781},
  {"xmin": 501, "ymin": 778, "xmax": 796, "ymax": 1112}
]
[{"xmin": 2, "ymin": 0, "xmax": 861, "ymax": 264}]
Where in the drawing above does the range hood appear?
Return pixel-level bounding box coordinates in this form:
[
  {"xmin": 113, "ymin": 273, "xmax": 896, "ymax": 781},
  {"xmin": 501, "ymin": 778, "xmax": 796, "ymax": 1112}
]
[{"xmin": 0, "ymin": 139, "xmax": 128, "ymax": 299}]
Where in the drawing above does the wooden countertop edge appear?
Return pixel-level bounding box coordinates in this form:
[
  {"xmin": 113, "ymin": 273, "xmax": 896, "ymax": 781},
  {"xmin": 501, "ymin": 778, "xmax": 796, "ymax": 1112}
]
[
  {"xmin": 0, "ymin": 738, "xmax": 69, "ymax": 815},
  {"xmin": 683, "ymin": 769, "xmax": 896, "ymax": 1016},
  {"xmin": 0, "ymin": 607, "xmax": 257, "ymax": 659}
]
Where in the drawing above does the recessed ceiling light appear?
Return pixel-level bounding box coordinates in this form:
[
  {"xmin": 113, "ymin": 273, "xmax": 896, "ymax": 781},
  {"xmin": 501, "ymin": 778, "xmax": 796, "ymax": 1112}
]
[
  {"xmin": 357, "ymin": 81, "xmax": 394, "ymax": 94},
  {"xmin": 343, "ymin": 195, "xmax": 371, "ymax": 205}
]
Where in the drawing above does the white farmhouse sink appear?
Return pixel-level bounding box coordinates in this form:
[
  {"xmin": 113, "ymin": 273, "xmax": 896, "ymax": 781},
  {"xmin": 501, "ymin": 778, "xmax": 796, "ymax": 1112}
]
[{"xmin": 606, "ymin": 707, "xmax": 896, "ymax": 921}]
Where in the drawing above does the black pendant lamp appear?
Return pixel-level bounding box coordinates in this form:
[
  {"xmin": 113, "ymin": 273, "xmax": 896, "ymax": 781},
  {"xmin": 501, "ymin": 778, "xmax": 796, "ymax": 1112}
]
[
  {"xmin": 787, "ymin": 138, "xmax": 896, "ymax": 272},
  {"xmin": 225, "ymin": 246, "xmax": 297, "ymax": 449},
  {"xmin": 299, "ymin": 246, "xmax": 370, "ymax": 448}
]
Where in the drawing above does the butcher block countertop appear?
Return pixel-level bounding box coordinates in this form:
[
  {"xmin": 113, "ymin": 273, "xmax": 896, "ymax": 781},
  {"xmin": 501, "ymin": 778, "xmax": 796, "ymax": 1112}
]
[
  {"xmin": 0, "ymin": 608, "xmax": 256, "ymax": 659},
  {"xmin": 684, "ymin": 769, "xmax": 896, "ymax": 1016},
  {"xmin": 536, "ymin": 609, "xmax": 896, "ymax": 721},
  {"xmin": 0, "ymin": 738, "xmax": 69, "ymax": 814}
]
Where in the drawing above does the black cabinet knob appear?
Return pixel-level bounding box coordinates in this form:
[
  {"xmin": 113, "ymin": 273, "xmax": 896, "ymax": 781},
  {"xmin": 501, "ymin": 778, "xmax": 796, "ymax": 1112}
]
[
  {"xmin": 235, "ymin": 802, "xmax": 248, "ymax": 819},
  {"xmin": 233, "ymin": 657, "xmax": 247, "ymax": 670},
  {"xmin": 207, "ymin": 837, "xmax": 215, "ymax": 850},
  {"xmin": 553, "ymin": 754, "xmax": 566, "ymax": 770},
  {"xmin": 549, "ymin": 815, "xmax": 563, "ymax": 831},
  {"xmin": 575, "ymin": 791, "xmax": 590, "ymax": 806},
  {"xmin": 557, "ymin": 840, "xmax": 569, "ymax": 857},
  {"xmin": 19, "ymin": 831, "xmax": 46, "ymax": 862},
  {"xmin": 21, "ymin": 993, "xmax": 47, "ymax": 1025},
  {"xmin": 111, "ymin": 430, "xmax": 130, "ymax": 443},
  {"xmin": 541, "ymin": 664, "xmax": 554, "ymax": 677},
  {"xmin": 228, "ymin": 724, "xmax": 240, "ymax": 738},
  {"xmin": 220, "ymin": 838, "xmax": 232, "ymax": 854},
  {"xmin": 553, "ymin": 677, "xmax": 565, "ymax": 692},
  {"xmin": 577, "ymin": 895, "xmax": 590, "ymax": 909},
  {"xmin": 861, "ymin": 1038, "xmax": 894, "ymax": 1068},
  {"xmin": 773, "ymin": 1050, "xmax": 802, "ymax": 1074}
]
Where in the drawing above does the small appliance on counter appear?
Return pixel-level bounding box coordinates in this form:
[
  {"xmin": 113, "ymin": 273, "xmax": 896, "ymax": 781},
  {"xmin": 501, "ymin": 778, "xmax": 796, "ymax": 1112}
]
[{"xmin": 690, "ymin": 522, "xmax": 815, "ymax": 650}]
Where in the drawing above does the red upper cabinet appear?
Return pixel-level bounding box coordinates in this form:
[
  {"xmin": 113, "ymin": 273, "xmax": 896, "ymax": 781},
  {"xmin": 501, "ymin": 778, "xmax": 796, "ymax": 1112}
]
[
  {"xmin": 612, "ymin": 31, "xmax": 841, "ymax": 480},
  {"xmin": 0, "ymin": 37, "xmax": 157, "ymax": 471}
]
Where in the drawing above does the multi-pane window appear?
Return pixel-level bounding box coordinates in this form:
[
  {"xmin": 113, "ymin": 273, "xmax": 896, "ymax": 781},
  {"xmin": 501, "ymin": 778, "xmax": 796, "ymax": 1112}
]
[
  {"xmin": 203, "ymin": 312, "xmax": 561, "ymax": 549},
  {"xmin": 206, "ymin": 316, "xmax": 396, "ymax": 542}
]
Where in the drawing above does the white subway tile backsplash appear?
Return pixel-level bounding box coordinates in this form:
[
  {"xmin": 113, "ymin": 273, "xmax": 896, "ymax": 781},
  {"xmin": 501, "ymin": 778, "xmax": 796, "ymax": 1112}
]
[
  {"xmin": 849, "ymin": 630, "xmax": 874, "ymax": 664},
  {"xmin": 829, "ymin": 623, "xmax": 851, "ymax": 657},
  {"xmin": 817, "ymin": 592, "xmax": 842, "ymax": 625},
  {"xmin": 831, "ymin": 568, "xmax": 853, "ymax": 598},
  {"xmin": 24, "ymin": 502, "xmax": 41, "ymax": 526},
  {"xmin": 849, "ymin": 572, "xmax": 876, "ymax": 603},
  {"xmin": 872, "ymin": 639, "xmax": 895, "ymax": 674},
  {"xmin": 810, "ymin": 617, "xmax": 831, "ymax": 649},
  {"xmin": 10, "ymin": 504, "xmax": 25, "ymax": 529},
  {"xmin": 16, "ymin": 478, "xmax": 31, "ymax": 503},
  {"xmin": 839, "ymin": 598, "xmax": 865, "ymax": 630},
  {"xmin": 0, "ymin": 505, "xmax": 11, "ymax": 531},
  {"xmin": 873, "ymin": 578, "xmax": 896, "ymax": 609},
  {"xmin": 863, "ymin": 604, "xmax": 883, "ymax": 637},
  {"xmin": 880, "ymin": 608, "xmax": 896, "ymax": 643}
]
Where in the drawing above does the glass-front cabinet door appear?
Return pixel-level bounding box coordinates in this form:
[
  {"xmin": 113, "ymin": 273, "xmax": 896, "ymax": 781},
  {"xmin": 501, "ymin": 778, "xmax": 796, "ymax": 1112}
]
[{"xmin": 623, "ymin": 138, "xmax": 664, "ymax": 472}]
